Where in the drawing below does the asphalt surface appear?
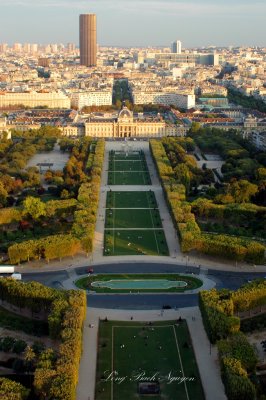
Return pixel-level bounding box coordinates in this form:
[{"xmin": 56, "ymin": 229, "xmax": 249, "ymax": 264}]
[
  {"xmin": 22, "ymin": 262, "xmax": 266, "ymax": 310},
  {"xmin": 86, "ymin": 293, "xmax": 198, "ymax": 309}
]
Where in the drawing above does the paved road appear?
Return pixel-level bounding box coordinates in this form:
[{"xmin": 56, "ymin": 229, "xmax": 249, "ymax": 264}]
[
  {"xmin": 22, "ymin": 262, "xmax": 265, "ymax": 309},
  {"xmin": 86, "ymin": 293, "xmax": 198, "ymax": 309}
]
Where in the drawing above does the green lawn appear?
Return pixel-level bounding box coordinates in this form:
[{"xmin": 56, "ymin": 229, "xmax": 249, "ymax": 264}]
[
  {"xmin": 95, "ymin": 320, "xmax": 205, "ymax": 400},
  {"xmin": 108, "ymin": 171, "xmax": 151, "ymax": 185},
  {"xmin": 104, "ymin": 229, "xmax": 169, "ymax": 256},
  {"xmin": 75, "ymin": 274, "xmax": 203, "ymax": 293},
  {"xmin": 105, "ymin": 209, "xmax": 162, "ymax": 229},
  {"xmin": 105, "ymin": 151, "xmax": 168, "ymax": 256},
  {"xmin": 108, "ymin": 160, "xmax": 148, "ymax": 172},
  {"xmin": 106, "ymin": 191, "xmax": 157, "ymax": 209},
  {"xmin": 109, "ymin": 151, "xmax": 144, "ymax": 161}
]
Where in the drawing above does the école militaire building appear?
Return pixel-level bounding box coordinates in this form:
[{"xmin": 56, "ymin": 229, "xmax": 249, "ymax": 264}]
[{"xmin": 85, "ymin": 106, "xmax": 187, "ymax": 138}]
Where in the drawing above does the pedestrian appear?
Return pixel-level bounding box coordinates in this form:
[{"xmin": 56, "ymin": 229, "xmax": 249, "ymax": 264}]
[{"xmin": 130, "ymin": 316, "xmax": 133, "ymax": 320}]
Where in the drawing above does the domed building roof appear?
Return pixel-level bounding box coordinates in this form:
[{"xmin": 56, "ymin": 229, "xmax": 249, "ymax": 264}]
[{"xmin": 118, "ymin": 106, "xmax": 133, "ymax": 120}]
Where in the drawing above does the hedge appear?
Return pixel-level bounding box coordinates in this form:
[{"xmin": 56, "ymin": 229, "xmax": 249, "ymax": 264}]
[
  {"xmin": 8, "ymin": 234, "xmax": 81, "ymax": 264},
  {"xmin": 221, "ymin": 357, "xmax": 256, "ymax": 400},
  {"xmin": 71, "ymin": 139, "xmax": 105, "ymax": 254},
  {"xmin": 192, "ymin": 198, "xmax": 266, "ymax": 230},
  {"xmin": 232, "ymin": 279, "xmax": 266, "ymax": 312},
  {"xmin": 199, "ymin": 282, "xmax": 266, "ymax": 343},
  {"xmin": 0, "ymin": 207, "xmax": 22, "ymax": 225},
  {"xmin": 199, "ymin": 285, "xmax": 262, "ymax": 400},
  {"xmin": 0, "ymin": 377, "xmax": 29, "ymax": 400},
  {"xmin": 218, "ymin": 332, "xmax": 258, "ymax": 372},
  {"xmin": 45, "ymin": 198, "xmax": 77, "ymax": 217},
  {"xmin": 199, "ymin": 289, "xmax": 239, "ymax": 343}
]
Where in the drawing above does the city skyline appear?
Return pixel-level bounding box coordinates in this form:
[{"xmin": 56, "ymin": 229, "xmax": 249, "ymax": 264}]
[{"xmin": 0, "ymin": 0, "xmax": 265, "ymax": 47}]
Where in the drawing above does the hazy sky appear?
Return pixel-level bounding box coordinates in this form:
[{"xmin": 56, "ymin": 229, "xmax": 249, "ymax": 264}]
[{"xmin": 1, "ymin": 0, "xmax": 265, "ymax": 47}]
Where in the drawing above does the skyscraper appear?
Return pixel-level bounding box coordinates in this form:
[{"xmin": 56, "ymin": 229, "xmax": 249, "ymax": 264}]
[
  {"xmin": 171, "ymin": 40, "xmax": 182, "ymax": 54},
  {"xmin": 79, "ymin": 14, "xmax": 97, "ymax": 67}
]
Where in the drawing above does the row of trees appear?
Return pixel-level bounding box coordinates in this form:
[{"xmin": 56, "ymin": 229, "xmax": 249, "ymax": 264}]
[
  {"xmin": 8, "ymin": 234, "xmax": 81, "ymax": 264},
  {"xmin": 192, "ymin": 198, "xmax": 266, "ymax": 220},
  {"xmin": 199, "ymin": 283, "xmax": 266, "ymax": 342},
  {"xmin": 0, "ymin": 197, "xmax": 77, "ymax": 226},
  {"xmin": 0, "ymin": 278, "xmax": 60, "ymax": 313},
  {"xmin": 41, "ymin": 290, "xmax": 86, "ymax": 400},
  {"xmin": 198, "ymin": 233, "xmax": 265, "ymax": 263},
  {"xmin": 218, "ymin": 332, "xmax": 258, "ymax": 372},
  {"xmin": 199, "ymin": 282, "xmax": 266, "ymax": 400},
  {"xmin": 62, "ymin": 137, "xmax": 92, "ymax": 188},
  {"xmin": 0, "ymin": 278, "xmax": 87, "ymax": 400},
  {"xmin": 219, "ymin": 334, "xmax": 258, "ymax": 400},
  {"xmin": 150, "ymin": 139, "xmax": 266, "ymax": 263},
  {"xmin": 112, "ymin": 79, "xmax": 132, "ymax": 107},
  {"xmin": 232, "ymin": 280, "xmax": 266, "ymax": 312},
  {"xmin": 220, "ymin": 355, "xmax": 256, "ymax": 400},
  {"xmin": 71, "ymin": 139, "xmax": 105, "ymax": 254},
  {"xmin": 199, "ymin": 289, "xmax": 238, "ymax": 343}
]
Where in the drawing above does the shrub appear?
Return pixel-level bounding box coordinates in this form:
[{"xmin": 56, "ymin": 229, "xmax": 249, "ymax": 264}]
[
  {"xmin": 221, "ymin": 357, "xmax": 256, "ymax": 400},
  {"xmin": 0, "ymin": 377, "xmax": 29, "ymax": 400},
  {"xmin": 13, "ymin": 339, "xmax": 27, "ymax": 354}
]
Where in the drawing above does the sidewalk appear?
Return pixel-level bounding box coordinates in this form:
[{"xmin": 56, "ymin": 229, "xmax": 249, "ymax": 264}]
[
  {"xmin": 144, "ymin": 145, "xmax": 180, "ymax": 256},
  {"xmin": 76, "ymin": 307, "xmax": 227, "ymax": 400}
]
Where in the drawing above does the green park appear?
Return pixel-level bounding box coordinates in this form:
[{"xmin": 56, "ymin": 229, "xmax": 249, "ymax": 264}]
[
  {"xmin": 104, "ymin": 152, "xmax": 169, "ymax": 256},
  {"xmin": 95, "ymin": 319, "xmax": 205, "ymax": 400},
  {"xmin": 106, "ymin": 190, "xmax": 157, "ymax": 208},
  {"xmin": 105, "ymin": 208, "xmax": 162, "ymax": 229},
  {"xmin": 104, "ymin": 229, "xmax": 168, "ymax": 256}
]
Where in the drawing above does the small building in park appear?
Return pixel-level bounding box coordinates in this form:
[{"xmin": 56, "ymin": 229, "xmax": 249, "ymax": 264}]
[{"xmin": 138, "ymin": 382, "xmax": 160, "ymax": 395}]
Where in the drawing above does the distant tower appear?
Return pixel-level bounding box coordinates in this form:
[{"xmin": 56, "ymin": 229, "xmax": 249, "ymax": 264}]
[
  {"xmin": 171, "ymin": 40, "xmax": 182, "ymax": 54},
  {"xmin": 79, "ymin": 14, "xmax": 97, "ymax": 67}
]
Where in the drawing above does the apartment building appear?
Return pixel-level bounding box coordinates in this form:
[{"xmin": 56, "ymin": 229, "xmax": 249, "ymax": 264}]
[
  {"xmin": 132, "ymin": 90, "xmax": 195, "ymax": 109},
  {"xmin": 0, "ymin": 91, "xmax": 71, "ymax": 108},
  {"xmin": 71, "ymin": 90, "xmax": 112, "ymax": 109}
]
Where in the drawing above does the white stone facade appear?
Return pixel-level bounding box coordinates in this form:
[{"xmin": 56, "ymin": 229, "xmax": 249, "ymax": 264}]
[
  {"xmin": 132, "ymin": 91, "xmax": 195, "ymax": 109},
  {"xmin": 0, "ymin": 91, "xmax": 70, "ymax": 108},
  {"xmin": 85, "ymin": 107, "xmax": 187, "ymax": 138},
  {"xmin": 71, "ymin": 91, "xmax": 112, "ymax": 109}
]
